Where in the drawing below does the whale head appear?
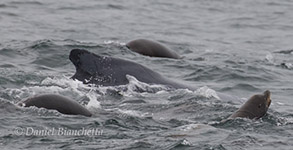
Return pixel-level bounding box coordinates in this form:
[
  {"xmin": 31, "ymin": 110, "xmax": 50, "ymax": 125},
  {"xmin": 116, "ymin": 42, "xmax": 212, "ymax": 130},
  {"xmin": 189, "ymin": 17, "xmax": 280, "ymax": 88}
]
[{"xmin": 69, "ymin": 49, "xmax": 101, "ymax": 84}]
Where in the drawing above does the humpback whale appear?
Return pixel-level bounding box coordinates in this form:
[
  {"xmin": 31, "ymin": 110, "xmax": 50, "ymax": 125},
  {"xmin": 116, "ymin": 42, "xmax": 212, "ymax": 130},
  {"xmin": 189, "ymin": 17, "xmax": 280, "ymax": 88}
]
[
  {"xmin": 69, "ymin": 49, "xmax": 252, "ymax": 103},
  {"xmin": 69, "ymin": 49, "xmax": 191, "ymax": 89}
]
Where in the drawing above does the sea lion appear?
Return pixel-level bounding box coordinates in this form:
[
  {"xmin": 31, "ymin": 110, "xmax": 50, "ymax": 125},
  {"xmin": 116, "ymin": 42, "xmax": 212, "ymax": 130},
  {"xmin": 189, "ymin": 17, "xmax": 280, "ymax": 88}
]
[
  {"xmin": 18, "ymin": 94, "xmax": 92, "ymax": 117},
  {"xmin": 229, "ymin": 90, "xmax": 271, "ymax": 119},
  {"xmin": 69, "ymin": 49, "xmax": 191, "ymax": 89},
  {"xmin": 126, "ymin": 39, "xmax": 180, "ymax": 59}
]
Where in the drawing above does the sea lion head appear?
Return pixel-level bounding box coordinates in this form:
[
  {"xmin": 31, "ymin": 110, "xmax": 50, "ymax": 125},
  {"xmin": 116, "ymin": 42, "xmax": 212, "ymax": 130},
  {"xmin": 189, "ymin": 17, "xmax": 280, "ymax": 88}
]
[
  {"xmin": 252, "ymin": 90, "xmax": 271, "ymax": 118},
  {"xmin": 230, "ymin": 90, "xmax": 272, "ymax": 119}
]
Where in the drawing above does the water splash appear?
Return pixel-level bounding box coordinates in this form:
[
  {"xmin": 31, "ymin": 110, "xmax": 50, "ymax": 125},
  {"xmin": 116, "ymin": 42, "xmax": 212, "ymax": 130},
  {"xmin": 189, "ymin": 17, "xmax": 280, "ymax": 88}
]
[
  {"xmin": 177, "ymin": 123, "xmax": 215, "ymax": 131},
  {"xmin": 281, "ymin": 62, "xmax": 293, "ymax": 69},
  {"xmin": 194, "ymin": 86, "xmax": 220, "ymax": 99},
  {"xmin": 103, "ymin": 40, "xmax": 125, "ymax": 46},
  {"xmin": 4, "ymin": 76, "xmax": 100, "ymax": 103},
  {"xmin": 265, "ymin": 52, "xmax": 274, "ymax": 63},
  {"xmin": 120, "ymin": 75, "xmax": 171, "ymax": 96},
  {"xmin": 85, "ymin": 91, "xmax": 101, "ymax": 110},
  {"xmin": 40, "ymin": 76, "xmax": 95, "ymax": 96},
  {"xmin": 116, "ymin": 109, "xmax": 150, "ymax": 118}
]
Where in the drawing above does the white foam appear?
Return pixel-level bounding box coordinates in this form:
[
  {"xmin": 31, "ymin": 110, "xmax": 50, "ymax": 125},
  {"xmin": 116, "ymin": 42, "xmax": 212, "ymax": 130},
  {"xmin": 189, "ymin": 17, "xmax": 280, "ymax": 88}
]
[
  {"xmin": 177, "ymin": 124, "xmax": 204, "ymax": 131},
  {"xmin": 174, "ymin": 123, "xmax": 218, "ymax": 134},
  {"xmin": 285, "ymin": 117, "xmax": 293, "ymax": 124},
  {"xmin": 276, "ymin": 116, "xmax": 293, "ymax": 126},
  {"xmin": 205, "ymin": 49, "xmax": 215, "ymax": 53},
  {"xmin": 118, "ymin": 75, "xmax": 169, "ymax": 96},
  {"xmin": 120, "ymin": 76, "xmax": 222, "ymax": 101},
  {"xmin": 276, "ymin": 102, "xmax": 285, "ymax": 105},
  {"xmin": 127, "ymin": 74, "xmax": 167, "ymax": 89},
  {"xmin": 103, "ymin": 40, "xmax": 125, "ymax": 46},
  {"xmin": 40, "ymin": 76, "xmax": 94, "ymax": 95},
  {"xmin": 194, "ymin": 86, "xmax": 220, "ymax": 99},
  {"xmin": 265, "ymin": 52, "xmax": 274, "ymax": 63},
  {"xmin": 117, "ymin": 109, "xmax": 149, "ymax": 118},
  {"xmin": 85, "ymin": 91, "xmax": 101, "ymax": 110},
  {"xmin": 6, "ymin": 76, "xmax": 102, "ymax": 104},
  {"xmin": 282, "ymin": 63, "xmax": 293, "ymax": 69},
  {"xmin": 181, "ymin": 139, "xmax": 191, "ymax": 146}
]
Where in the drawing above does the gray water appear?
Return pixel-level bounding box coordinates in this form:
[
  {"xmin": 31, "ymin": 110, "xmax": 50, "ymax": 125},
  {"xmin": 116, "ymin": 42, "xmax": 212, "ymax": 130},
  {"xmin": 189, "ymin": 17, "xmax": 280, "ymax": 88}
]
[{"xmin": 0, "ymin": 0, "xmax": 293, "ymax": 149}]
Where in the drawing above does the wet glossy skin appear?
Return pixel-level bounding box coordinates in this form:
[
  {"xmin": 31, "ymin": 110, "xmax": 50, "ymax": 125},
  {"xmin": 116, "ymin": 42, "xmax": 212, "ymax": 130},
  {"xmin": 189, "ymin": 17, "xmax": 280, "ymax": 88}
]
[
  {"xmin": 229, "ymin": 90, "xmax": 271, "ymax": 119},
  {"xmin": 69, "ymin": 49, "xmax": 191, "ymax": 89},
  {"xmin": 18, "ymin": 94, "xmax": 92, "ymax": 117},
  {"xmin": 126, "ymin": 39, "xmax": 180, "ymax": 59}
]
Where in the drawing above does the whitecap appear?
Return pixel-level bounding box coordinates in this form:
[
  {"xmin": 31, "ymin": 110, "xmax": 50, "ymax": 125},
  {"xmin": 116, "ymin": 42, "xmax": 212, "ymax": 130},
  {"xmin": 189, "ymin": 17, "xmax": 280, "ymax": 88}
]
[
  {"xmin": 116, "ymin": 108, "xmax": 150, "ymax": 118},
  {"xmin": 6, "ymin": 76, "xmax": 102, "ymax": 104},
  {"xmin": 103, "ymin": 40, "xmax": 125, "ymax": 46},
  {"xmin": 194, "ymin": 86, "xmax": 220, "ymax": 99},
  {"xmin": 281, "ymin": 62, "xmax": 293, "ymax": 69},
  {"xmin": 265, "ymin": 52, "xmax": 274, "ymax": 63},
  {"xmin": 85, "ymin": 91, "xmax": 101, "ymax": 110},
  {"xmin": 119, "ymin": 74, "xmax": 170, "ymax": 96}
]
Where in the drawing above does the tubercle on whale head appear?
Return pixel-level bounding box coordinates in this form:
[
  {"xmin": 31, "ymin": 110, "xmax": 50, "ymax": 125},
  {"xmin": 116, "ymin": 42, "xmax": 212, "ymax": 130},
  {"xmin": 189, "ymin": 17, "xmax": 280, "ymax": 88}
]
[
  {"xmin": 69, "ymin": 49, "xmax": 88, "ymax": 66},
  {"xmin": 69, "ymin": 49, "xmax": 99, "ymax": 73},
  {"xmin": 69, "ymin": 49, "xmax": 103, "ymax": 66},
  {"xmin": 17, "ymin": 101, "xmax": 26, "ymax": 107},
  {"xmin": 69, "ymin": 49, "xmax": 106, "ymax": 83}
]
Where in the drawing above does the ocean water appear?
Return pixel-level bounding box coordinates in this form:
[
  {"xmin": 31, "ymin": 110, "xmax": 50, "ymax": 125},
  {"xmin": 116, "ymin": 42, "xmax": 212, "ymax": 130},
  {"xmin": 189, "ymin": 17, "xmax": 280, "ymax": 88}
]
[{"xmin": 0, "ymin": 0, "xmax": 293, "ymax": 149}]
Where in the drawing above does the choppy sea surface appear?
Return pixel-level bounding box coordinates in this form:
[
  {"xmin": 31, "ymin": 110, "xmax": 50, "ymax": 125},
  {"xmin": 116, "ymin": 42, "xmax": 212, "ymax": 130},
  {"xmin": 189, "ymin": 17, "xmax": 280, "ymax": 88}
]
[{"xmin": 0, "ymin": 0, "xmax": 293, "ymax": 149}]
